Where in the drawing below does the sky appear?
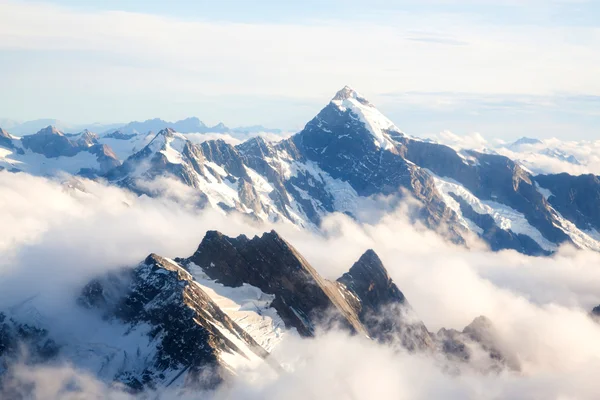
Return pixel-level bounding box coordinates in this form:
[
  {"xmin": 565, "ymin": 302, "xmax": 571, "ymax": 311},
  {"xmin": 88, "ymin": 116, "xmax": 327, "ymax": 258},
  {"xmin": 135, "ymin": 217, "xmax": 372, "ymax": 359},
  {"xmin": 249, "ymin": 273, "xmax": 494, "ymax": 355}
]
[{"xmin": 0, "ymin": 0, "xmax": 599, "ymax": 140}]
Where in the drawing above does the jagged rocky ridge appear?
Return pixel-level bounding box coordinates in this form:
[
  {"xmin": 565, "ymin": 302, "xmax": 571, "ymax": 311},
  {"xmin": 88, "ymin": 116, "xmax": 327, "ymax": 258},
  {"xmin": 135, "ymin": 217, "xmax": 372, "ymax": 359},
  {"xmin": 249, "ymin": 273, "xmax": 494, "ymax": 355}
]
[{"xmin": 1, "ymin": 230, "xmax": 514, "ymax": 394}]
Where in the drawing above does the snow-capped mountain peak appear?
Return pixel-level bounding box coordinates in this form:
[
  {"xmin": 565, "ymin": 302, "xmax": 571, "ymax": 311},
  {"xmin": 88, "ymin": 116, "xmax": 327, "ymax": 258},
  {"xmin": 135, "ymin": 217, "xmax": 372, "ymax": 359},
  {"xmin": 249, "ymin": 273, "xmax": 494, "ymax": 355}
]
[
  {"xmin": 145, "ymin": 128, "xmax": 187, "ymax": 163},
  {"xmin": 330, "ymin": 86, "xmax": 403, "ymax": 150}
]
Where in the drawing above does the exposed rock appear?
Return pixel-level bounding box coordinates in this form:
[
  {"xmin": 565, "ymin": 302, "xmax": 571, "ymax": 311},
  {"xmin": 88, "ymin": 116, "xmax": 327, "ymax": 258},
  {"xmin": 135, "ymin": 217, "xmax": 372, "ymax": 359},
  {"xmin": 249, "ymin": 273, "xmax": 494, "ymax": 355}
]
[
  {"xmin": 337, "ymin": 250, "xmax": 433, "ymax": 350},
  {"xmin": 535, "ymin": 173, "xmax": 600, "ymax": 232},
  {"xmin": 437, "ymin": 316, "xmax": 520, "ymax": 372},
  {"xmin": 78, "ymin": 253, "xmax": 273, "ymax": 391},
  {"xmin": 186, "ymin": 230, "xmax": 432, "ymax": 350}
]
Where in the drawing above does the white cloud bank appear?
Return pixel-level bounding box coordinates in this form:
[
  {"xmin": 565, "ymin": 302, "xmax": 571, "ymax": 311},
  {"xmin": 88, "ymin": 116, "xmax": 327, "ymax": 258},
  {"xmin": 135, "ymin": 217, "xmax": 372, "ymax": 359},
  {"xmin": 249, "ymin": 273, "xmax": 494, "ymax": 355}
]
[
  {"xmin": 430, "ymin": 131, "xmax": 600, "ymax": 176},
  {"xmin": 1, "ymin": 171, "xmax": 600, "ymax": 399}
]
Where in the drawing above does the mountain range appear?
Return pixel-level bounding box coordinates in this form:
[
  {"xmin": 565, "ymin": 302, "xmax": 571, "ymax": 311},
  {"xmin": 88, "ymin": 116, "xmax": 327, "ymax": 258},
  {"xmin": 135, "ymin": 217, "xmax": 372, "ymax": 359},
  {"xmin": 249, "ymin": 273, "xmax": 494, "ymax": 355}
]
[
  {"xmin": 1, "ymin": 85, "xmax": 599, "ymax": 396},
  {"xmin": 0, "ymin": 118, "xmax": 281, "ymax": 137},
  {"xmin": 2, "ymin": 86, "xmax": 600, "ymax": 256}
]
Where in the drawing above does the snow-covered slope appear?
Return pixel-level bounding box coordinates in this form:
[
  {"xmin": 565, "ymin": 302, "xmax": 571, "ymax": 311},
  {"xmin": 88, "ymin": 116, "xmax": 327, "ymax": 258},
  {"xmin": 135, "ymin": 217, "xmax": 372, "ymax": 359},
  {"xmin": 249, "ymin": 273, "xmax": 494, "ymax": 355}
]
[
  {"xmin": 0, "ymin": 126, "xmax": 120, "ymax": 175},
  {"xmin": 330, "ymin": 85, "xmax": 404, "ymax": 150}
]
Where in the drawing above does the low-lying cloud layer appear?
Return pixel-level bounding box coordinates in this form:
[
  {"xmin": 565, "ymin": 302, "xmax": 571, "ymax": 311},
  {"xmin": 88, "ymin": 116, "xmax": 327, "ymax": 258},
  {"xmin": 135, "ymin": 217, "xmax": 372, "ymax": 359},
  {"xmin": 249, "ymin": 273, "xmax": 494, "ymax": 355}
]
[
  {"xmin": 1, "ymin": 171, "xmax": 600, "ymax": 399},
  {"xmin": 432, "ymin": 131, "xmax": 600, "ymax": 176}
]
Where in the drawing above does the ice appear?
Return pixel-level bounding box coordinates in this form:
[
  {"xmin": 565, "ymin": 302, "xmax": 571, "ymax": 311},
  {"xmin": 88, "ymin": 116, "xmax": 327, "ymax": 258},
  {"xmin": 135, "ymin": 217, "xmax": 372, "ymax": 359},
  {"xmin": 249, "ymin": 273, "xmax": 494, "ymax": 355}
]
[
  {"xmin": 331, "ymin": 86, "xmax": 403, "ymax": 150},
  {"xmin": 187, "ymin": 262, "xmax": 292, "ymax": 353}
]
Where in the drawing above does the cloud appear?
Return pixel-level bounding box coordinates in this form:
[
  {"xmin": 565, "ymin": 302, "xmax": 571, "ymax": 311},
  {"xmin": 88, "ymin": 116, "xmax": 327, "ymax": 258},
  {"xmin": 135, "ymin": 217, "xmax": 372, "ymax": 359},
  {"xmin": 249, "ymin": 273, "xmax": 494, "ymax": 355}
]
[
  {"xmin": 1, "ymin": 1, "xmax": 600, "ymax": 127},
  {"xmin": 429, "ymin": 131, "xmax": 600, "ymax": 175},
  {"xmin": 1, "ymin": 170, "xmax": 600, "ymax": 398}
]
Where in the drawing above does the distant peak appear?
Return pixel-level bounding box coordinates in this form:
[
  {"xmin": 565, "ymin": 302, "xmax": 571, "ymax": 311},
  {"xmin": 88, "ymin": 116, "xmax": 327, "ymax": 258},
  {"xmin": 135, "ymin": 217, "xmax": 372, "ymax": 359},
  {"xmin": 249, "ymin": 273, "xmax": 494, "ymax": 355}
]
[
  {"xmin": 511, "ymin": 137, "xmax": 542, "ymax": 146},
  {"xmin": 37, "ymin": 125, "xmax": 63, "ymax": 136}
]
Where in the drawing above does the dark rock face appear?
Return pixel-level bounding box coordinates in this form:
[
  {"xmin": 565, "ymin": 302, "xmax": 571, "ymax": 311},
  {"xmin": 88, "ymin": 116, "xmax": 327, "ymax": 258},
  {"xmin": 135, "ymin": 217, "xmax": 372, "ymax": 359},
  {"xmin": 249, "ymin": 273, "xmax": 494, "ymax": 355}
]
[
  {"xmin": 186, "ymin": 230, "xmax": 366, "ymax": 337},
  {"xmin": 186, "ymin": 230, "xmax": 432, "ymax": 350},
  {"xmin": 437, "ymin": 316, "xmax": 519, "ymax": 372},
  {"xmin": 337, "ymin": 250, "xmax": 433, "ymax": 350},
  {"xmin": 535, "ymin": 173, "xmax": 600, "ymax": 232},
  {"xmin": 200, "ymin": 140, "xmax": 249, "ymax": 181},
  {"xmin": 284, "ymin": 99, "xmax": 464, "ymax": 240}
]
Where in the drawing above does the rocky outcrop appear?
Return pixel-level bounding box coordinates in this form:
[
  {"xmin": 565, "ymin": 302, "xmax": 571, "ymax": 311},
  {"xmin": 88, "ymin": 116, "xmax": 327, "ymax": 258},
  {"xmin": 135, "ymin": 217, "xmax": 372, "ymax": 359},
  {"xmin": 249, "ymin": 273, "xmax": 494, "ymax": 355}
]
[
  {"xmin": 185, "ymin": 230, "xmax": 366, "ymax": 336},
  {"xmin": 185, "ymin": 230, "xmax": 432, "ymax": 349},
  {"xmin": 535, "ymin": 173, "xmax": 600, "ymax": 232},
  {"xmin": 337, "ymin": 250, "xmax": 433, "ymax": 350},
  {"xmin": 436, "ymin": 316, "xmax": 519, "ymax": 372},
  {"xmin": 79, "ymin": 253, "xmax": 272, "ymax": 391}
]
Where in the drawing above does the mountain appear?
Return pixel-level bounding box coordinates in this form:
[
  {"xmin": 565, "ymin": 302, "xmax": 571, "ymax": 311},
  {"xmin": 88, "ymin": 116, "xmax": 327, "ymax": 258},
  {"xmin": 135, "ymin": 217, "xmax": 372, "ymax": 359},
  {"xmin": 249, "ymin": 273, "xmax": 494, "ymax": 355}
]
[
  {"xmin": 113, "ymin": 117, "xmax": 230, "ymax": 135},
  {"xmin": 1, "ymin": 230, "xmax": 511, "ymax": 394},
  {"xmin": 95, "ymin": 86, "xmax": 600, "ymax": 255},
  {"xmin": 0, "ymin": 126, "xmax": 120, "ymax": 175},
  {"xmin": 506, "ymin": 137, "xmax": 543, "ymax": 150}
]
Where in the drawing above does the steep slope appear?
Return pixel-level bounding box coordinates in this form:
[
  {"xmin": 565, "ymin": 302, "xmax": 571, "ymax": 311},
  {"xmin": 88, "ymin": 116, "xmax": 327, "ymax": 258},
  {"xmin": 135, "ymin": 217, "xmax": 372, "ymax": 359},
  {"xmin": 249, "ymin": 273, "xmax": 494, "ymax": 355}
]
[
  {"xmin": 337, "ymin": 250, "xmax": 432, "ymax": 350},
  {"xmin": 106, "ymin": 128, "xmax": 309, "ymax": 225},
  {"xmin": 185, "ymin": 230, "xmax": 433, "ymax": 349},
  {"xmin": 534, "ymin": 173, "xmax": 600, "ymax": 233},
  {"xmin": 436, "ymin": 316, "xmax": 520, "ymax": 372}
]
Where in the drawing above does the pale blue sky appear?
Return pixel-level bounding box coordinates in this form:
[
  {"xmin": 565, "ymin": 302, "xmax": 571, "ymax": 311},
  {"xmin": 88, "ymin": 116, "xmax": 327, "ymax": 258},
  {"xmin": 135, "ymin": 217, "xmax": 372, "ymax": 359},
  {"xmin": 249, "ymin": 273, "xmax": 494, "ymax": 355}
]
[{"xmin": 1, "ymin": 0, "xmax": 599, "ymax": 139}]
